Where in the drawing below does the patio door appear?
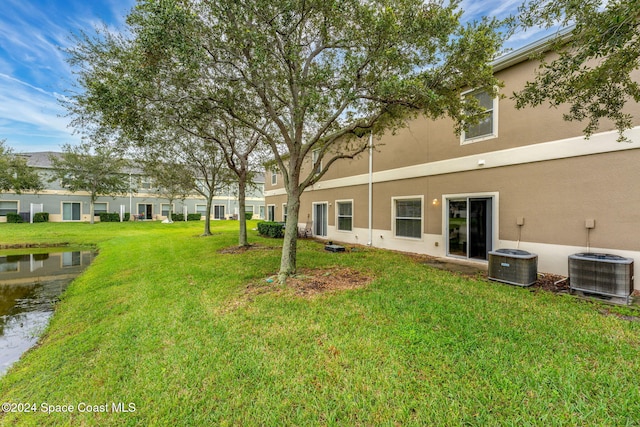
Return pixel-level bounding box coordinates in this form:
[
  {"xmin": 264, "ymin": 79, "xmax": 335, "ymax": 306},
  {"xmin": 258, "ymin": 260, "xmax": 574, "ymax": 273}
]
[
  {"xmin": 214, "ymin": 205, "xmax": 225, "ymax": 220},
  {"xmin": 313, "ymin": 202, "xmax": 328, "ymax": 237},
  {"xmin": 447, "ymin": 197, "xmax": 493, "ymax": 261},
  {"xmin": 138, "ymin": 204, "xmax": 153, "ymax": 220}
]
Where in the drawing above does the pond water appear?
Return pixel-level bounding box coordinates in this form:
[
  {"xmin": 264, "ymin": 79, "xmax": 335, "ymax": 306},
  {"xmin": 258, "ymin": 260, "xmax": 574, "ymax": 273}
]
[{"xmin": 0, "ymin": 250, "xmax": 95, "ymax": 376}]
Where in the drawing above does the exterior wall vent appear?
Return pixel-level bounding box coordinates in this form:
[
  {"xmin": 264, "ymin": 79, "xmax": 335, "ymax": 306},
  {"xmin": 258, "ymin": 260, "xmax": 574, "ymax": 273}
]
[
  {"xmin": 569, "ymin": 253, "xmax": 634, "ymax": 303},
  {"xmin": 488, "ymin": 249, "xmax": 538, "ymax": 286}
]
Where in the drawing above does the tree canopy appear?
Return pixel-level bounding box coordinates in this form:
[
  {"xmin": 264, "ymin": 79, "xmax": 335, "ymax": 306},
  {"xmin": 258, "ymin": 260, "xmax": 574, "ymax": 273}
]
[
  {"xmin": 66, "ymin": 0, "xmax": 505, "ymax": 281},
  {"xmin": 514, "ymin": 0, "xmax": 640, "ymax": 140},
  {"xmin": 49, "ymin": 143, "xmax": 130, "ymax": 223},
  {"xmin": 0, "ymin": 139, "xmax": 43, "ymax": 195}
]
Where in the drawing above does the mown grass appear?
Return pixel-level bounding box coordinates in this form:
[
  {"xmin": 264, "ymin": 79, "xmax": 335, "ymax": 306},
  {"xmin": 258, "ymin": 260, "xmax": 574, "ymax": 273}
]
[{"xmin": 0, "ymin": 221, "xmax": 639, "ymax": 426}]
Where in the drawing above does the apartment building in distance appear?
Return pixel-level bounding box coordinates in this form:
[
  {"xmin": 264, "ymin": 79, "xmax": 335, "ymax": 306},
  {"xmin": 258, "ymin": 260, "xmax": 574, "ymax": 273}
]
[{"xmin": 0, "ymin": 152, "xmax": 265, "ymax": 222}]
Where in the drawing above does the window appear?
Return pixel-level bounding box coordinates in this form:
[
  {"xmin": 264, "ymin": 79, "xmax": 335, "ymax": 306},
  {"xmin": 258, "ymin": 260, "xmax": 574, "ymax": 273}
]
[
  {"xmin": 312, "ymin": 149, "xmax": 322, "ymax": 175},
  {"xmin": 394, "ymin": 198, "xmax": 422, "ymax": 239},
  {"xmin": 336, "ymin": 201, "xmax": 353, "ymax": 232},
  {"xmin": 462, "ymin": 89, "xmax": 497, "ymax": 143},
  {"xmin": 0, "ymin": 201, "xmax": 18, "ymax": 216},
  {"xmin": 271, "ymin": 168, "xmax": 278, "ymax": 185},
  {"xmin": 139, "ymin": 177, "xmax": 153, "ymax": 190},
  {"xmin": 267, "ymin": 205, "xmax": 275, "ymax": 222},
  {"xmin": 94, "ymin": 202, "xmax": 108, "ymax": 215},
  {"xmin": 196, "ymin": 205, "xmax": 207, "ymax": 216},
  {"xmin": 161, "ymin": 204, "xmax": 174, "ymax": 217},
  {"xmin": 259, "ymin": 205, "xmax": 265, "ymax": 219},
  {"xmin": 245, "ymin": 205, "xmax": 254, "ymax": 214},
  {"xmin": 62, "ymin": 202, "xmax": 81, "ymax": 221},
  {"xmin": 282, "ymin": 204, "xmax": 288, "ymax": 222}
]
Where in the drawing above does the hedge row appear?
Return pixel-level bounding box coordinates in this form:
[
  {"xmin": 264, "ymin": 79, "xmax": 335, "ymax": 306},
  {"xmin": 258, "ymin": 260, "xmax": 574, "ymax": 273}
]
[
  {"xmin": 3, "ymin": 212, "xmax": 49, "ymax": 223},
  {"xmin": 33, "ymin": 212, "xmax": 49, "ymax": 223},
  {"xmin": 170, "ymin": 213, "xmax": 202, "ymax": 221},
  {"xmin": 99, "ymin": 212, "xmax": 131, "ymax": 222},
  {"xmin": 257, "ymin": 221, "xmax": 285, "ymax": 238},
  {"xmin": 6, "ymin": 213, "xmax": 23, "ymax": 223}
]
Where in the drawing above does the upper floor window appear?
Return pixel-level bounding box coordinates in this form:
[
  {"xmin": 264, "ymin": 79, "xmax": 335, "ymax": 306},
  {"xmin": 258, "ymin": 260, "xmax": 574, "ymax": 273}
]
[
  {"xmin": 462, "ymin": 89, "xmax": 498, "ymax": 144},
  {"xmin": 139, "ymin": 176, "xmax": 153, "ymax": 190},
  {"xmin": 271, "ymin": 167, "xmax": 278, "ymax": 185}
]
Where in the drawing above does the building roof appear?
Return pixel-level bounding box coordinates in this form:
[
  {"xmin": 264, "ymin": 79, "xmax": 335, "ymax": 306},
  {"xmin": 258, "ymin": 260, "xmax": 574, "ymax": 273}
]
[{"xmin": 492, "ymin": 27, "xmax": 574, "ymax": 72}]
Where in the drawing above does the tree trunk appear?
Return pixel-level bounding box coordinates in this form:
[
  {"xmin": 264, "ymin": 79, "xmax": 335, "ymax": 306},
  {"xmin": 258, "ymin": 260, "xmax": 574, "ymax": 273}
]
[
  {"xmin": 89, "ymin": 199, "xmax": 95, "ymax": 224},
  {"xmin": 278, "ymin": 189, "xmax": 300, "ymax": 283},
  {"xmin": 203, "ymin": 194, "xmax": 213, "ymax": 236},
  {"xmin": 237, "ymin": 175, "xmax": 249, "ymax": 247}
]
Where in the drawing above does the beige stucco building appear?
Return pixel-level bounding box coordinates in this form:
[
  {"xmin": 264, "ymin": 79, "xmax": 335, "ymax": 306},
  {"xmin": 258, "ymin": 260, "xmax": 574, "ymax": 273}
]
[{"xmin": 265, "ymin": 36, "xmax": 640, "ymax": 289}]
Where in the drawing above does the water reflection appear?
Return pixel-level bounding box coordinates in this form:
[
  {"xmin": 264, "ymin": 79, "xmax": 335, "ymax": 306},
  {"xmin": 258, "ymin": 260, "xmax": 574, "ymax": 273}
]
[{"xmin": 0, "ymin": 251, "xmax": 94, "ymax": 376}]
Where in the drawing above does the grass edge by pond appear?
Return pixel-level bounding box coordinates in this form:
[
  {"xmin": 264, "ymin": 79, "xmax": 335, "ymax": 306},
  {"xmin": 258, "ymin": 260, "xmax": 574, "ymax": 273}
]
[{"xmin": 1, "ymin": 221, "xmax": 639, "ymax": 426}]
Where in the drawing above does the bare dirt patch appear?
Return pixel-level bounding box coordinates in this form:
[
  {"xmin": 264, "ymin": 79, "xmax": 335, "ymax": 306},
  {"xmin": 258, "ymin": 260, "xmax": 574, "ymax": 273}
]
[
  {"xmin": 217, "ymin": 244, "xmax": 279, "ymax": 254},
  {"xmin": 285, "ymin": 267, "xmax": 373, "ymax": 297},
  {"xmin": 246, "ymin": 267, "xmax": 373, "ymax": 299},
  {"xmin": 530, "ymin": 273, "xmax": 570, "ymax": 293},
  {"xmin": 215, "ymin": 267, "xmax": 373, "ymax": 314}
]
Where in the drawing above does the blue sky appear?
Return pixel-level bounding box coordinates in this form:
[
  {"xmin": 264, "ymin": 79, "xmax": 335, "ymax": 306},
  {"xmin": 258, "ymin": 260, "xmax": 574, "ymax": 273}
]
[{"xmin": 0, "ymin": 0, "xmax": 548, "ymax": 153}]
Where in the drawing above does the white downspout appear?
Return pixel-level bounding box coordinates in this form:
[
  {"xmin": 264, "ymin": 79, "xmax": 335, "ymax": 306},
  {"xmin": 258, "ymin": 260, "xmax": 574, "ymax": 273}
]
[{"xmin": 368, "ymin": 133, "xmax": 373, "ymax": 246}]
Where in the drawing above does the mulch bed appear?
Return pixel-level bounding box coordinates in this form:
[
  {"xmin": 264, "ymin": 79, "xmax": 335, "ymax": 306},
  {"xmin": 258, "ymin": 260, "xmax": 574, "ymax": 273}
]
[{"xmin": 530, "ymin": 273, "xmax": 570, "ymax": 293}]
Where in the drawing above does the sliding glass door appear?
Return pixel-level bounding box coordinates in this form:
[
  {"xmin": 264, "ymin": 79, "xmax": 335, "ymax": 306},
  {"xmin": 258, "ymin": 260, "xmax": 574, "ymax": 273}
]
[{"xmin": 447, "ymin": 197, "xmax": 493, "ymax": 260}]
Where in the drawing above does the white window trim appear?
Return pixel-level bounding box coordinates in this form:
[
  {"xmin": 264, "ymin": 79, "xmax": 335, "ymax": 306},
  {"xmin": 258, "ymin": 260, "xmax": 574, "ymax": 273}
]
[
  {"xmin": 335, "ymin": 199, "xmax": 354, "ymax": 233},
  {"xmin": 460, "ymin": 88, "xmax": 499, "ymax": 145},
  {"xmin": 161, "ymin": 203, "xmax": 175, "ymax": 217},
  {"xmin": 93, "ymin": 202, "xmax": 109, "ymax": 214},
  {"xmin": 245, "ymin": 205, "xmax": 255, "ymax": 214},
  {"xmin": 0, "ymin": 200, "xmax": 19, "ymax": 216},
  {"xmin": 271, "ymin": 168, "xmax": 278, "ymax": 185},
  {"xmin": 391, "ymin": 195, "xmax": 424, "ymax": 241},
  {"xmin": 282, "ymin": 203, "xmax": 288, "ymax": 222},
  {"xmin": 61, "ymin": 201, "xmax": 82, "ymax": 222}
]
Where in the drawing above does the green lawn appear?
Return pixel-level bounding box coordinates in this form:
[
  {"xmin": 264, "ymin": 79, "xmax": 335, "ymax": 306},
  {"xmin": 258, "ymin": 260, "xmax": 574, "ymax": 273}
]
[{"xmin": 0, "ymin": 221, "xmax": 639, "ymax": 426}]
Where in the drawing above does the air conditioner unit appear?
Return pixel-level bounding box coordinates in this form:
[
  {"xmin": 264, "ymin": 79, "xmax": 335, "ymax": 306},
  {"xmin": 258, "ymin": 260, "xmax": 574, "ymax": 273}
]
[
  {"xmin": 488, "ymin": 249, "xmax": 538, "ymax": 286},
  {"xmin": 569, "ymin": 253, "xmax": 634, "ymax": 303}
]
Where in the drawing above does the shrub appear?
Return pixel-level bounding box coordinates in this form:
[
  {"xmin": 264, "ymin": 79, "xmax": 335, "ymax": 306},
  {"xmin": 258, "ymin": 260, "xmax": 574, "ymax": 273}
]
[
  {"xmin": 99, "ymin": 212, "xmax": 130, "ymax": 222},
  {"xmin": 257, "ymin": 221, "xmax": 285, "ymax": 238},
  {"xmin": 33, "ymin": 212, "xmax": 49, "ymax": 223},
  {"xmin": 187, "ymin": 213, "xmax": 202, "ymax": 221},
  {"xmin": 245, "ymin": 212, "xmax": 254, "ymax": 221},
  {"xmin": 171, "ymin": 213, "xmax": 185, "ymax": 222},
  {"xmin": 6, "ymin": 213, "xmax": 23, "ymax": 223}
]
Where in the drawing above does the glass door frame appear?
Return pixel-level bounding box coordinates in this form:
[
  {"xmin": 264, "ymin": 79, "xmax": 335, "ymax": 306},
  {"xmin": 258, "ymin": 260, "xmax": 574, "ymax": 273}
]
[
  {"xmin": 443, "ymin": 193, "xmax": 498, "ymax": 261},
  {"xmin": 313, "ymin": 202, "xmax": 328, "ymax": 237}
]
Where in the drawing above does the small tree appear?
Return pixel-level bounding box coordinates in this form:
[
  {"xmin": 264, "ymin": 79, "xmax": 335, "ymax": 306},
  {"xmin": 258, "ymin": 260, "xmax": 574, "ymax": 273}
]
[
  {"xmin": 49, "ymin": 143, "xmax": 130, "ymax": 224},
  {"xmin": 0, "ymin": 139, "xmax": 43, "ymax": 195},
  {"xmin": 515, "ymin": 0, "xmax": 640, "ymax": 141},
  {"xmin": 144, "ymin": 160, "xmax": 194, "ymax": 223}
]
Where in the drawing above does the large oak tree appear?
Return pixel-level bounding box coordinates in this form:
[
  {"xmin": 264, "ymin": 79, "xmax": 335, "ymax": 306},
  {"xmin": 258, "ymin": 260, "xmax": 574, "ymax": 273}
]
[
  {"xmin": 515, "ymin": 0, "xmax": 640, "ymax": 140},
  {"xmin": 67, "ymin": 0, "xmax": 504, "ymax": 282}
]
